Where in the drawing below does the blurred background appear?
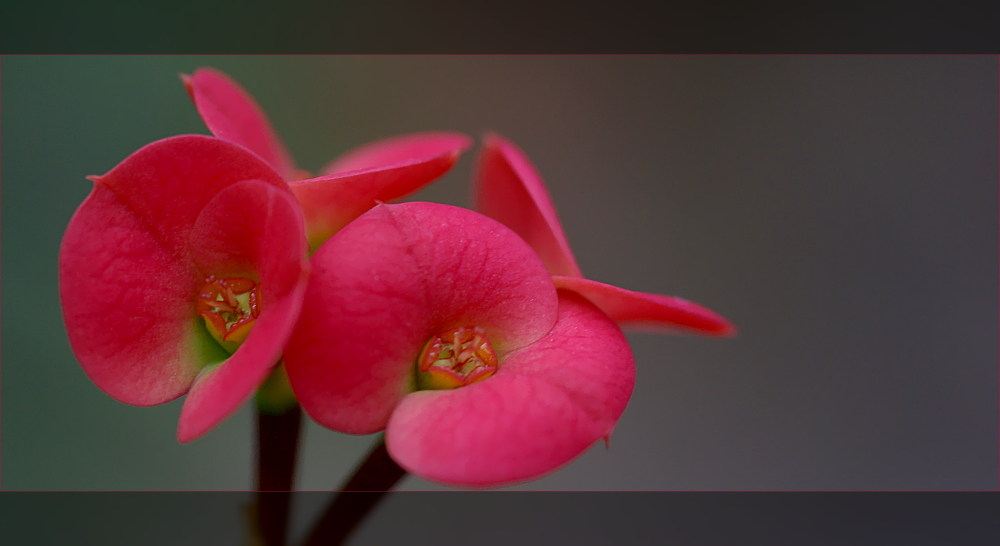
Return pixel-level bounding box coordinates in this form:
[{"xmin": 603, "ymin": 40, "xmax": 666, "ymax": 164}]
[{"xmin": 2, "ymin": 55, "xmax": 997, "ymax": 492}]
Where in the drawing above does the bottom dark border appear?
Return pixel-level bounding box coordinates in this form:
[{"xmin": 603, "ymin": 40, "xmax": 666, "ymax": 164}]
[{"xmin": 1, "ymin": 492, "xmax": 998, "ymax": 545}]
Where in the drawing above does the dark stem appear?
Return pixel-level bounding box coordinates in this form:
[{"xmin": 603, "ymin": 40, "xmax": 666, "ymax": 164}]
[
  {"xmin": 254, "ymin": 403, "xmax": 302, "ymax": 546},
  {"xmin": 301, "ymin": 437, "xmax": 407, "ymax": 546}
]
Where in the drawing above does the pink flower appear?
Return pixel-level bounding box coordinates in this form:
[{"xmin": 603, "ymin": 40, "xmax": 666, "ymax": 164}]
[
  {"xmin": 182, "ymin": 67, "xmax": 473, "ymax": 250},
  {"xmin": 59, "ymin": 135, "xmax": 310, "ymax": 443},
  {"xmin": 474, "ymin": 133, "xmax": 736, "ymax": 336},
  {"xmin": 282, "ymin": 201, "xmax": 635, "ymax": 487}
]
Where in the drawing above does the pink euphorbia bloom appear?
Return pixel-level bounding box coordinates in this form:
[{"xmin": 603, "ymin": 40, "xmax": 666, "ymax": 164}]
[
  {"xmin": 59, "ymin": 135, "xmax": 310, "ymax": 443},
  {"xmin": 474, "ymin": 133, "xmax": 736, "ymax": 336},
  {"xmin": 282, "ymin": 202, "xmax": 635, "ymax": 487},
  {"xmin": 182, "ymin": 67, "xmax": 473, "ymax": 250}
]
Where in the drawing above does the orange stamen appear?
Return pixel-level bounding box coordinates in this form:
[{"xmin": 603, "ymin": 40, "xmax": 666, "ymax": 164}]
[
  {"xmin": 197, "ymin": 275, "xmax": 261, "ymax": 353},
  {"xmin": 416, "ymin": 326, "xmax": 499, "ymax": 390}
]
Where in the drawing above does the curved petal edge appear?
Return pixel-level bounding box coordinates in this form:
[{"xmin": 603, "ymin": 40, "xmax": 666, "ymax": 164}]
[{"xmin": 553, "ymin": 275, "xmax": 736, "ymax": 336}]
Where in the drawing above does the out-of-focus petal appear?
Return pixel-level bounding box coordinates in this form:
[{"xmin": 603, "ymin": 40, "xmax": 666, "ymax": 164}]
[
  {"xmin": 473, "ymin": 132, "xmax": 583, "ymax": 277},
  {"xmin": 182, "ymin": 67, "xmax": 297, "ymax": 180},
  {"xmin": 319, "ymin": 132, "xmax": 472, "ymax": 176},
  {"xmin": 177, "ymin": 180, "xmax": 310, "ymax": 443},
  {"xmin": 386, "ymin": 290, "xmax": 635, "ymax": 487},
  {"xmin": 553, "ymin": 275, "xmax": 736, "ymax": 336},
  {"xmin": 59, "ymin": 135, "xmax": 288, "ymax": 406},
  {"xmin": 283, "ymin": 202, "xmax": 558, "ymax": 435},
  {"xmin": 291, "ymin": 132, "xmax": 472, "ymax": 251}
]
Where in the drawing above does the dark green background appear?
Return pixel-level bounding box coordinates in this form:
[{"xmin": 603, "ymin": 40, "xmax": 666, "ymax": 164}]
[{"xmin": 2, "ymin": 56, "xmax": 997, "ymax": 491}]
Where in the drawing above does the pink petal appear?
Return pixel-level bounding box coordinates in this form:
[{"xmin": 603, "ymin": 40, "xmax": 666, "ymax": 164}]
[
  {"xmin": 291, "ymin": 132, "xmax": 472, "ymax": 250},
  {"xmin": 84, "ymin": 134, "xmax": 287, "ymax": 254},
  {"xmin": 553, "ymin": 276, "xmax": 736, "ymax": 336},
  {"xmin": 59, "ymin": 135, "xmax": 289, "ymax": 406},
  {"xmin": 177, "ymin": 180, "xmax": 310, "ymax": 443},
  {"xmin": 59, "ymin": 186, "xmax": 210, "ymax": 406},
  {"xmin": 283, "ymin": 202, "xmax": 558, "ymax": 435},
  {"xmin": 386, "ymin": 290, "xmax": 635, "ymax": 488},
  {"xmin": 182, "ymin": 67, "xmax": 297, "ymax": 180},
  {"xmin": 319, "ymin": 132, "xmax": 472, "ymax": 176},
  {"xmin": 473, "ymin": 132, "xmax": 583, "ymax": 277}
]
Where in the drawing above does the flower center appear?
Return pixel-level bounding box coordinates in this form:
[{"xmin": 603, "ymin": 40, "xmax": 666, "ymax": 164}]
[
  {"xmin": 197, "ymin": 275, "xmax": 261, "ymax": 353},
  {"xmin": 416, "ymin": 326, "xmax": 498, "ymax": 390}
]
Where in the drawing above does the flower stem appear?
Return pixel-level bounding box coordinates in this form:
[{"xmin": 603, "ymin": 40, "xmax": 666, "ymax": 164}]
[
  {"xmin": 254, "ymin": 401, "xmax": 302, "ymax": 546},
  {"xmin": 300, "ymin": 437, "xmax": 407, "ymax": 546}
]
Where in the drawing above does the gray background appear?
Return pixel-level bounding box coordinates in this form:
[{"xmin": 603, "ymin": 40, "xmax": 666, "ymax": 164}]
[{"xmin": 2, "ymin": 56, "xmax": 997, "ymax": 491}]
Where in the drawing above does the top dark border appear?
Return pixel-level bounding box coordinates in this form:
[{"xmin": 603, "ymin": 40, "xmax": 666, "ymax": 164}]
[{"xmin": 2, "ymin": 1, "xmax": 1000, "ymax": 54}]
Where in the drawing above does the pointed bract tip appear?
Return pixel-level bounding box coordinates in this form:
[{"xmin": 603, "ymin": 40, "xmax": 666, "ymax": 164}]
[
  {"xmin": 711, "ymin": 319, "xmax": 738, "ymax": 337},
  {"xmin": 179, "ymin": 73, "xmax": 195, "ymax": 100},
  {"xmin": 603, "ymin": 435, "xmax": 611, "ymax": 450},
  {"xmin": 481, "ymin": 131, "xmax": 508, "ymax": 149},
  {"xmin": 176, "ymin": 426, "xmax": 196, "ymax": 445},
  {"xmin": 176, "ymin": 411, "xmax": 213, "ymax": 444}
]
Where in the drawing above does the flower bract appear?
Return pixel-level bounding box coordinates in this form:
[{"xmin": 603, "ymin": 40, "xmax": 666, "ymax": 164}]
[
  {"xmin": 59, "ymin": 135, "xmax": 310, "ymax": 443},
  {"xmin": 282, "ymin": 202, "xmax": 635, "ymax": 487}
]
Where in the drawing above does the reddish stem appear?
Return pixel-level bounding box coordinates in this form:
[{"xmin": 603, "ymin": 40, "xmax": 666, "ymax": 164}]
[
  {"xmin": 301, "ymin": 438, "xmax": 407, "ymax": 546},
  {"xmin": 255, "ymin": 403, "xmax": 302, "ymax": 546}
]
